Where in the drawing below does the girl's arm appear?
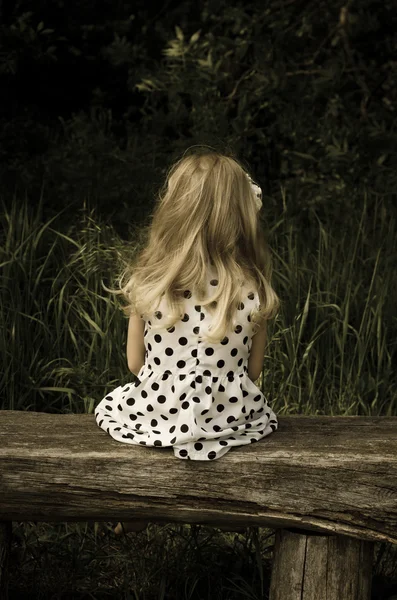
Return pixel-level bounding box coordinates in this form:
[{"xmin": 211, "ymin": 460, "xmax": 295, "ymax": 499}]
[{"xmin": 126, "ymin": 313, "xmax": 146, "ymax": 374}]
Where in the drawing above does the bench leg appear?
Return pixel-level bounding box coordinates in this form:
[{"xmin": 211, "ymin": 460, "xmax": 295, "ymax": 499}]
[
  {"xmin": 269, "ymin": 527, "xmax": 374, "ymax": 600},
  {"xmin": 0, "ymin": 521, "xmax": 12, "ymax": 600}
]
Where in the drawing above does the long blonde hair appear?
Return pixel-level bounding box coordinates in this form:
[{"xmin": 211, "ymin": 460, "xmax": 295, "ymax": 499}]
[{"xmin": 106, "ymin": 149, "xmax": 280, "ymax": 344}]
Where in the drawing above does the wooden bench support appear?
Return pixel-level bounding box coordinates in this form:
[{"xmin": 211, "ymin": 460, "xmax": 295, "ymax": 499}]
[
  {"xmin": 0, "ymin": 521, "xmax": 12, "ymax": 600},
  {"xmin": 269, "ymin": 527, "xmax": 374, "ymax": 600}
]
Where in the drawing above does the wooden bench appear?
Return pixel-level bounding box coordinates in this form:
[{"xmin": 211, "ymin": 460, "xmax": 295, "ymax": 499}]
[{"xmin": 1, "ymin": 410, "xmax": 396, "ymax": 599}]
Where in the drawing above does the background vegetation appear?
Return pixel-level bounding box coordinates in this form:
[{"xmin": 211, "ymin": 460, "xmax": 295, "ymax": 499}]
[{"xmin": 1, "ymin": 0, "xmax": 397, "ymax": 597}]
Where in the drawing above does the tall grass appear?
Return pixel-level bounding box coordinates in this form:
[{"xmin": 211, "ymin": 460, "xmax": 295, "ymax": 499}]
[
  {"xmin": 1, "ymin": 189, "xmax": 396, "ymax": 417},
  {"xmin": 262, "ymin": 187, "xmax": 397, "ymax": 417},
  {"xmin": 0, "ymin": 194, "xmax": 132, "ymax": 413},
  {"xmin": 2, "ymin": 187, "xmax": 397, "ymax": 598}
]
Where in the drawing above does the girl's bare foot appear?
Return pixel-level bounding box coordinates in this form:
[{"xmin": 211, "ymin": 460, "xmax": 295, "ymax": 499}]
[{"xmin": 114, "ymin": 520, "xmax": 149, "ymax": 535}]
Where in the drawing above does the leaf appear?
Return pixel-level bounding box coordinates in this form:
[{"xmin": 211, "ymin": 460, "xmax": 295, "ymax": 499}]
[
  {"xmin": 190, "ymin": 30, "xmax": 201, "ymax": 44},
  {"xmin": 289, "ymin": 151, "xmax": 318, "ymax": 162},
  {"xmin": 175, "ymin": 25, "xmax": 184, "ymax": 41}
]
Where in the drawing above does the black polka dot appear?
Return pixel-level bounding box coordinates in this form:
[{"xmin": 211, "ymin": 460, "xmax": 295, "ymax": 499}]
[
  {"xmin": 208, "ymin": 451, "xmax": 217, "ymax": 459},
  {"xmin": 170, "ymin": 436, "xmax": 176, "ymax": 443},
  {"xmin": 217, "ymin": 404, "xmax": 225, "ymax": 412},
  {"xmin": 147, "ymin": 404, "xmax": 154, "ymax": 411},
  {"xmin": 205, "ymin": 348, "xmax": 214, "ymax": 356},
  {"xmin": 181, "ymin": 424, "xmax": 189, "ymax": 433},
  {"xmin": 151, "ymin": 419, "xmax": 158, "ymax": 426},
  {"xmin": 165, "ymin": 347, "xmax": 174, "ymax": 356},
  {"xmin": 181, "ymin": 401, "xmax": 190, "ymax": 409},
  {"xmin": 179, "ymin": 449, "xmax": 188, "ymax": 457},
  {"xmin": 179, "ymin": 337, "xmax": 188, "ymax": 345},
  {"xmin": 154, "ymin": 334, "xmax": 162, "ymax": 343},
  {"xmin": 194, "ymin": 442, "xmax": 203, "ymax": 450},
  {"xmin": 157, "ymin": 395, "xmax": 166, "ymax": 403},
  {"xmin": 217, "ymin": 360, "xmax": 225, "ymax": 368}
]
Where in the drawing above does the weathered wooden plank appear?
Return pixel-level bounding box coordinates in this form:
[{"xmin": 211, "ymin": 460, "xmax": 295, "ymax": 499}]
[
  {"xmin": 1, "ymin": 411, "xmax": 396, "ymax": 544},
  {"xmin": 269, "ymin": 528, "xmax": 374, "ymax": 600}
]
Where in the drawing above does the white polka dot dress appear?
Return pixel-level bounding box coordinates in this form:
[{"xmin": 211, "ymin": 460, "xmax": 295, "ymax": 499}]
[{"xmin": 95, "ymin": 268, "xmax": 278, "ymax": 460}]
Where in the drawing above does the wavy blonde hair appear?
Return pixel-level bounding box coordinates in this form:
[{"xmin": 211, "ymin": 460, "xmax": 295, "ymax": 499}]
[{"xmin": 106, "ymin": 149, "xmax": 280, "ymax": 344}]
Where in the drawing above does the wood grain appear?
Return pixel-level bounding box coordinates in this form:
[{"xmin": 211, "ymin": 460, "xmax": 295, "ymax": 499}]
[
  {"xmin": 269, "ymin": 528, "xmax": 374, "ymax": 600},
  {"xmin": 1, "ymin": 411, "xmax": 396, "ymax": 545}
]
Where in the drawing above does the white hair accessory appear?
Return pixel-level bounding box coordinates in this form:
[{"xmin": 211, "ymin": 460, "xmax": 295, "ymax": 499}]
[{"xmin": 245, "ymin": 172, "xmax": 262, "ymax": 210}]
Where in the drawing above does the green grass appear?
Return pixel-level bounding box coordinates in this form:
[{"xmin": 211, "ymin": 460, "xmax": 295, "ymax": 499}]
[
  {"xmin": 1, "ymin": 187, "xmax": 397, "ymax": 597},
  {"xmin": 1, "ymin": 190, "xmax": 396, "ymax": 416}
]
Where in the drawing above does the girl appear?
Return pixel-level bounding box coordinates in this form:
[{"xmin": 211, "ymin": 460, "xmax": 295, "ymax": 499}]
[{"xmin": 95, "ymin": 149, "xmax": 280, "ymax": 536}]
